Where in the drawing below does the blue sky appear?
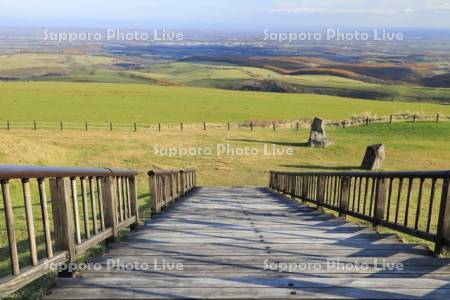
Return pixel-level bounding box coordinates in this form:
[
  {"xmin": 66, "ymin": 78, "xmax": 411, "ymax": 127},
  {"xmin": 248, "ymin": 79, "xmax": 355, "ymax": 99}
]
[{"xmin": 1, "ymin": 0, "xmax": 450, "ymax": 29}]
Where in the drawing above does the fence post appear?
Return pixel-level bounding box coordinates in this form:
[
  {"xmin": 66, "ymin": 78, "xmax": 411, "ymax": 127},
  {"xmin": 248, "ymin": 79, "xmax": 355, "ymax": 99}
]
[
  {"xmin": 435, "ymin": 176, "xmax": 450, "ymax": 256},
  {"xmin": 339, "ymin": 176, "xmax": 350, "ymax": 217},
  {"xmin": 60, "ymin": 121, "xmax": 63, "ymax": 131},
  {"xmin": 373, "ymin": 177, "xmax": 387, "ymax": 227},
  {"xmin": 413, "ymin": 114, "xmax": 417, "ymax": 122},
  {"xmin": 296, "ymin": 122, "xmax": 299, "ymax": 131},
  {"xmin": 366, "ymin": 117, "xmax": 369, "ymax": 125},
  {"xmin": 316, "ymin": 176, "xmax": 325, "ymax": 207},
  {"xmin": 85, "ymin": 122, "xmax": 88, "ymax": 131},
  {"xmin": 6, "ymin": 121, "xmax": 10, "ymax": 130},
  {"xmin": 110, "ymin": 122, "xmax": 113, "ymax": 131},
  {"xmin": 49, "ymin": 177, "xmax": 76, "ymax": 277},
  {"xmin": 273, "ymin": 123, "xmax": 276, "ymax": 131},
  {"xmin": 390, "ymin": 115, "xmax": 393, "ymax": 124},
  {"xmin": 437, "ymin": 113, "xmax": 440, "ymax": 123},
  {"xmin": 250, "ymin": 122, "xmax": 253, "ymax": 131},
  {"xmin": 342, "ymin": 120, "xmax": 346, "ymax": 129},
  {"xmin": 227, "ymin": 122, "xmax": 230, "ymax": 130},
  {"xmin": 181, "ymin": 123, "xmax": 183, "ymax": 131},
  {"xmin": 203, "ymin": 122, "xmax": 206, "ymax": 130},
  {"xmin": 158, "ymin": 123, "xmax": 161, "ymax": 132},
  {"xmin": 102, "ymin": 176, "xmax": 118, "ymax": 242},
  {"xmin": 33, "ymin": 120, "xmax": 37, "ymax": 130},
  {"xmin": 134, "ymin": 123, "xmax": 137, "ymax": 132}
]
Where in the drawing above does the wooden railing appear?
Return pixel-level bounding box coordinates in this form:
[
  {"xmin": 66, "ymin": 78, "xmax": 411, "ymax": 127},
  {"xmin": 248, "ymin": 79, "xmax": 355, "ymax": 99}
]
[
  {"xmin": 148, "ymin": 169, "xmax": 196, "ymax": 213},
  {"xmin": 269, "ymin": 170, "xmax": 450, "ymax": 256},
  {"xmin": 0, "ymin": 165, "xmax": 138, "ymax": 297}
]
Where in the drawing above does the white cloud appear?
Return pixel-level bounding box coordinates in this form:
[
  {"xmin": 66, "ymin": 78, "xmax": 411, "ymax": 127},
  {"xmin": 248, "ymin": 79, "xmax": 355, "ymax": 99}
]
[{"xmin": 270, "ymin": 0, "xmax": 450, "ymax": 15}]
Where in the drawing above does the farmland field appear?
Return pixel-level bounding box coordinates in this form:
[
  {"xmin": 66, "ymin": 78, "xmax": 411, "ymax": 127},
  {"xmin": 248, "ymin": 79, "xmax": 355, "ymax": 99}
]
[
  {"xmin": 1, "ymin": 81, "xmax": 450, "ymax": 124},
  {"xmin": 2, "ymin": 54, "xmax": 450, "ymax": 104}
]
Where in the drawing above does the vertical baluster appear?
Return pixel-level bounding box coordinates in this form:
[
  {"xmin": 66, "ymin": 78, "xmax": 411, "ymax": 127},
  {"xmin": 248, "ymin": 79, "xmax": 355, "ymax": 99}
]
[
  {"xmin": 333, "ymin": 176, "xmax": 339, "ymax": 207},
  {"xmin": 395, "ymin": 178, "xmax": 404, "ymax": 224},
  {"xmin": 404, "ymin": 178, "xmax": 414, "ymax": 227},
  {"xmin": 117, "ymin": 177, "xmax": 124, "ymax": 222},
  {"xmin": 22, "ymin": 179, "xmax": 38, "ymax": 266},
  {"xmin": 80, "ymin": 177, "xmax": 90, "ymax": 239},
  {"xmin": 369, "ymin": 177, "xmax": 376, "ymax": 216},
  {"xmin": 38, "ymin": 178, "xmax": 53, "ymax": 258},
  {"xmin": 386, "ymin": 178, "xmax": 394, "ymax": 222},
  {"xmin": 71, "ymin": 178, "xmax": 82, "ymax": 244},
  {"xmin": 357, "ymin": 177, "xmax": 362, "ymax": 213},
  {"xmin": 89, "ymin": 177, "xmax": 98, "ymax": 235},
  {"xmin": 97, "ymin": 177, "xmax": 105, "ymax": 231},
  {"xmin": 1, "ymin": 180, "xmax": 20, "ymax": 275},
  {"xmin": 415, "ymin": 178, "xmax": 425, "ymax": 230},
  {"xmin": 352, "ymin": 177, "xmax": 357, "ymax": 212},
  {"xmin": 126, "ymin": 177, "xmax": 132, "ymax": 218},
  {"xmin": 426, "ymin": 179, "xmax": 437, "ymax": 233},
  {"xmin": 363, "ymin": 177, "xmax": 369, "ymax": 214},
  {"xmin": 120, "ymin": 177, "xmax": 127, "ymax": 218}
]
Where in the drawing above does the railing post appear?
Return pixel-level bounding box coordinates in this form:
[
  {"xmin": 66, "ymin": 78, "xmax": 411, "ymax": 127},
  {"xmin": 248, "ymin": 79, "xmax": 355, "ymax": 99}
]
[
  {"xmin": 102, "ymin": 176, "xmax": 118, "ymax": 242},
  {"xmin": 435, "ymin": 176, "xmax": 450, "ymax": 256},
  {"xmin": 129, "ymin": 176, "xmax": 139, "ymax": 229},
  {"xmin": 316, "ymin": 176, "xmax": 325, "ymax": 207},
  {"xmin": 373, "ymin": 177, "xmax": 387, "ymax": 227},
  {"xmin": 339, "ymin": 176, "xmax": 350, "ymax": 217},
  {"xmin": 49, "ymin": 177, "xmax": 76, "ymax": 277},
  {"xmin": 149, "ymin": 173, "xmax": 158, "ymax": 213},
  {"xmin": 180, "ymin": 170, "xmax": 185, "ymax": 195}
]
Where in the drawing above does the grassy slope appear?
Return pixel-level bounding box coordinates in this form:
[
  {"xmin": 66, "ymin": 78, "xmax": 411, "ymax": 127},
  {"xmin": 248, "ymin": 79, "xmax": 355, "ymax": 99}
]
[
  {"xmin": 1, "ymin": 123, "xmax": 449, "ymax": 297},
  {"xmin": 2, "ymin": 54, "xmax": 450, "ymax": 103},
  {"xmin": 1, "ymin": 81, "xmax": 450, "ymax": 124},
  {"xmin": 136, "ymin": 62, "xmax": 450, "ymax": 102}
]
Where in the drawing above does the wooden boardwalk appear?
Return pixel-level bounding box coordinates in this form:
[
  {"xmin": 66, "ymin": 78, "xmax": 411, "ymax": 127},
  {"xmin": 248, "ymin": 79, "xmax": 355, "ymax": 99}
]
[{"xmin": 47, "ymin": 187, "xmax": 450, "ymax": 299}]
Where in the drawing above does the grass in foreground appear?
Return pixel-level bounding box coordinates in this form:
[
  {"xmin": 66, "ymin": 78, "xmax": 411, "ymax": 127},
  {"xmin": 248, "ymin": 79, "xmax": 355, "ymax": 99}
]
[{"xmin": 0, "ymin": 122, "xmax": 449, "ymax": 298}]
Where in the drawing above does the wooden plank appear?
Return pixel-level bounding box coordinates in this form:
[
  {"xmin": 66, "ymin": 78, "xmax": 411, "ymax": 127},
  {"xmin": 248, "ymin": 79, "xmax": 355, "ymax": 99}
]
[
  {"xmin": 46, "ymin": 187, "xmax": 450, "ymax": 300},
  {"xmin": 0, "ymin": 251, "xmax": 68, "ymax": 298}
]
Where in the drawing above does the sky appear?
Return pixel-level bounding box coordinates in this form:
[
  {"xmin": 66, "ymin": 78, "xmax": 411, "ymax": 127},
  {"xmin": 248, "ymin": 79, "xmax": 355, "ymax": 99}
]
[{"xmin": 1, "ymin": 0, "xmax": 450, "ymax": 30}]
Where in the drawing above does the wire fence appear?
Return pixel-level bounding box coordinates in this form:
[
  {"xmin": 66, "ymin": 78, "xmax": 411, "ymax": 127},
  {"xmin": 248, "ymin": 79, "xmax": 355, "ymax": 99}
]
[{"xmin": 0, "ymin": 113, "xmax": 448, "ymax": 132}]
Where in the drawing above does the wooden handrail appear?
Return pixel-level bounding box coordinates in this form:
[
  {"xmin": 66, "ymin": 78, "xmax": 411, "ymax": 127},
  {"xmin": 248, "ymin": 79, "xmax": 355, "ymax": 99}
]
[
  {"xmin": 0, "ymin": 165, "xmax": 139, "ymax": 297},
  {"xmin": 269, "ymin": 169, "xmax": 450, "ymax": 256},
  {"xmin": 148, "ymin": 169, "xmax": 196, "ymax": 213}
]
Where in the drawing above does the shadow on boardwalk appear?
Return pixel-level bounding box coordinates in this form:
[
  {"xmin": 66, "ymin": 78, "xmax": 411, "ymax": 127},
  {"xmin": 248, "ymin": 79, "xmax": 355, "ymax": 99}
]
[{"xmin": 46, "ymin": 187, "xmax": 450, "ymax": 299}]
